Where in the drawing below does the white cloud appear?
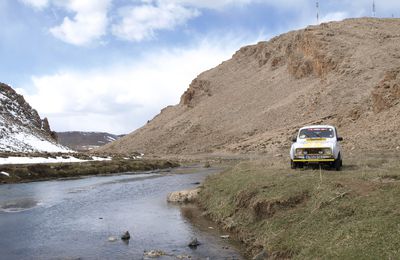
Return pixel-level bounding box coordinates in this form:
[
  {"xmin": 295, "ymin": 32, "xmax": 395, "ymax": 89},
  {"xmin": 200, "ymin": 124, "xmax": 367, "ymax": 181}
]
[
  {"xmin": 22, "ymin": 35, "xmax": 261, "ymax": 134},
  {"xmin": 111, "ymin": 0, "xmax": 308, "ymax": 42},
  {"xmin": 112, "ymin": 2, "xmax": 199, "ymax": 42},
  {"xmin": 19, "ymin": 0, "xmax": 49, "ymax": 10},
  {"xmin": 49, "ymin": 0, "xmax": 111, "ymax": 46},
  {"xmin": 163, "ymin": 0, "xmax": 254, "ymax": 9},
  {"xmin": 171, "ymin": 0, "xmax": 308, "ymax": 9},
  {"xmin": 19, "ymin": 0, "xmax": 312, "ymax": 45},
  {"xmin": 20, "ymin": 0, "xmax": 111, "ymax": 45},
  {"xmin": 319, "ymin": 12, "xmax": 349, "ymax": 24}
]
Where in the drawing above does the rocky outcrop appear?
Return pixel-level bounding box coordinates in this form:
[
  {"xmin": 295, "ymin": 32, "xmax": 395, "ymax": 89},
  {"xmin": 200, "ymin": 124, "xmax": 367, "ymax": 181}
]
[
  {"xmin": 371, "ymin": 68, "xmax": 400, "ymax": 113},
  {"xmin": 0, "ymin": 82, "xmax": 68, "ymax": 153},
  {"xmin": 180, "ymin": 79, "xmax": 212, "ymax": 107},
  {"xmin": 167, "ymin": 188, "xmax": 201, "ymax": 203}
]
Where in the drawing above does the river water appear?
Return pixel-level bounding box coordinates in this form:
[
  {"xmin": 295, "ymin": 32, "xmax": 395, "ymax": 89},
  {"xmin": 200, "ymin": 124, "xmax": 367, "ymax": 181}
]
[{"xmin": 0, "ymin": 167, "xmax": 243, "ymax": 260}]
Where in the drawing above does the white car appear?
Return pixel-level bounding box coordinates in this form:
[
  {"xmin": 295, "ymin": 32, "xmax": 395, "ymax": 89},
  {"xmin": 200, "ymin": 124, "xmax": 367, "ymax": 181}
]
[{"xmin": 290, "ymin": 125, "xmax": 343, "ymax": 170}]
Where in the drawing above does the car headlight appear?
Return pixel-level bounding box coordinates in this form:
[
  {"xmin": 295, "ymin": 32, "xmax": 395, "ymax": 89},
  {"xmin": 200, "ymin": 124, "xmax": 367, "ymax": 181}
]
[
  {"xmin": 323, "ymin": 148, "xmax": 332, "ymax": 155},
  {"xmin": 295, "ymin": 149, "xmax": 304, "ymax": 155}
]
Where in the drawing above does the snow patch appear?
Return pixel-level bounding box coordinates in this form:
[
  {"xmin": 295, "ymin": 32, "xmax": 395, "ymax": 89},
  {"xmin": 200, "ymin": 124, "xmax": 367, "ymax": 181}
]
[
  {"xmin": 0, "ymin": 156, "xmax": 111, "ymax": 165},
  {"xmin": 0, "ymin": 171, "xmax": 10, "ymax": 177},
  {"xmin": 0, "ymin": 127, "xmax": 70, "ymax": 153}
]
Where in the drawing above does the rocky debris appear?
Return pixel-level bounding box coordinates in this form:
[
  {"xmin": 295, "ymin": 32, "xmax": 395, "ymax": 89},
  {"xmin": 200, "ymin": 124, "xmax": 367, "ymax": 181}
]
[
  {"xmin": 220, "ymin": 235, "xmax": 230, "ymax": 239},
  {"xmin": 143, "ymin": 250, "xmax": 167, "ymax": 258},
  {"xmin": 188, "ymin": 237, "xmax": 201, "ymax": 248},
  {"xmin": 252, "ymin": 249, "xmax": 269, "ymax": 260},
  {"xmin": 167, "ymin": 188, "xmax": 201, "ymax": 203},
  {"xmin": 120, "ymin": 231, "xmax": 130, "ymax": 240}
]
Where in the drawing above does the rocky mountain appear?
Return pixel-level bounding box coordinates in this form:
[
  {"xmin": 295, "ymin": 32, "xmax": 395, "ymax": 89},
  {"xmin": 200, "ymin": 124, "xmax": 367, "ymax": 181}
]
[
  {"xmin": 57, "ymin": 131, "xmax": 124, "ymax": 151},
  {"xmin": 0, "ymin": 83, "xmax": 69, "ymax": 153},
  {"xmin": 98, "ymin": 18, "xmax": 400, "ymax": 156}
]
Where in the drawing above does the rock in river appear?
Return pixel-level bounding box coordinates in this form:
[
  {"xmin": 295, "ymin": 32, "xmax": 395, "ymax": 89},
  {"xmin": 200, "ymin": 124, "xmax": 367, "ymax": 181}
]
[
  {"xmin": 108, "ymin": 236, "xmax": 117, "ymax": 242},
  {"xmin": 143, "ymin": 250, "xmax": 166, "ymax": 258},
  {"xmin": 167, "ymin": 188, "xmax": 201, "ymax": 203},
  {"xmin": 253, "ymin": 249, "xmax": 269, "ymax": 260},
  {"xmin": 121, "ymin": 231, "xmax": 131, "ymax": 240},
  {"xmin": 188, "ymin": 237, "xmax": 201, "ymax": 248}
]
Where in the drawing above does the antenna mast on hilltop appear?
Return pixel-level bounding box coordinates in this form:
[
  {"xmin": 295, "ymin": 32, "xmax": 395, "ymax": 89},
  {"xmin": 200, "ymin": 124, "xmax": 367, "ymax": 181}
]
[
  {"xmin": 316, "ymin": 0, "xmax": 320, "ymax": 23},
  {"xmin": 372, "ymin": 0, "xmax": 376, "ymax": 17}
]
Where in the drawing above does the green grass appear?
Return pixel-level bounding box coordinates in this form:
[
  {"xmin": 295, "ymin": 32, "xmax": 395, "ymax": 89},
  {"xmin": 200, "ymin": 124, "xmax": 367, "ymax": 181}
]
[{"xmin": 198, "ymin": 153, "xmax": 400, "ymax": 259}]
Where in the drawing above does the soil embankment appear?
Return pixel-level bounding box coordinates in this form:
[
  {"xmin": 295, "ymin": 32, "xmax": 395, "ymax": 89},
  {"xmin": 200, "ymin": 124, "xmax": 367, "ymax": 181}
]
[
  {"xmin": 0, "ymin": 158, "xmax": 178, "ymax": 184},
  {"xmin": 197, "ymin": 153, "xmax": 400, "ymax": 258}
]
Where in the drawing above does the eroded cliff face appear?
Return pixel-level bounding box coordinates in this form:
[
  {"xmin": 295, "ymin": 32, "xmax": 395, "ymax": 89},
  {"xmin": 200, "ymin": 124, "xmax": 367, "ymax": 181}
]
[
  {"xmin": 371, "ymin": 68, "xmax": 400, "ymax": 113},
  {"xmin": 0, "ymin": 83, "xmax": 67, "ymax": 153},
  {"xmin": 180, "ymin": 79, "xmax": 212, "ymax": 107},
  {"xmin": 99, "ymin": 18, "xmax": 400, "ymax": 156}
]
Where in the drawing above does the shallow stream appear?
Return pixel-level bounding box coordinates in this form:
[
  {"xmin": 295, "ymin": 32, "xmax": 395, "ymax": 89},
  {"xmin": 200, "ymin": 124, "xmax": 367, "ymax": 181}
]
[{"xmin": 0, "ymin": 166, "xmax": 243, "ymax": 259}]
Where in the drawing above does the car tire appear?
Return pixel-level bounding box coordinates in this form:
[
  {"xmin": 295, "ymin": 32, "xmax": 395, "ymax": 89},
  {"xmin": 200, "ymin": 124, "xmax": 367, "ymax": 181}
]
[
  {"xmin": 333, "ymin": 153, "xmax": 342, "ymax": 171},
  {"xmin": 291, "ymin": 160, "xmax": 297, "ymax": 169}
]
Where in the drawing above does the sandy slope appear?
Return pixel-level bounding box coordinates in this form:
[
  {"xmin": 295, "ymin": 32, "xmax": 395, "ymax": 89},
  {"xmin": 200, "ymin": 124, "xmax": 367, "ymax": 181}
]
[{"xmin": 99, "ymin": 18, "xmax": 400, "ymax": 156}]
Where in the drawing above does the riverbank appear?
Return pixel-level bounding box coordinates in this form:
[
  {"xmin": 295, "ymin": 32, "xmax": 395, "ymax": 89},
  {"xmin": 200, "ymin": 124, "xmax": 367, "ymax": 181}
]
[
  {"xmin": 197, "ymin": 152, "xmax": 400, "ymax": 259},
  {"xmin": 0, "ymin": 158, "xmax": 179, "ymax": 184}
]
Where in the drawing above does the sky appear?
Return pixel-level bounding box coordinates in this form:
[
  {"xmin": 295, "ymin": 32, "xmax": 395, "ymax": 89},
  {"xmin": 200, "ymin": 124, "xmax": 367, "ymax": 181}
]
[{"xmin": 0, "ymin": 0, "xmax": 399, "ymax": 134}]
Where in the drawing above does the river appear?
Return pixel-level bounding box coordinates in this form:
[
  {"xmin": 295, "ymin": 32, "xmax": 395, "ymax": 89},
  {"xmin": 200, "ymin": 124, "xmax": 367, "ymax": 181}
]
[{"xmin": 0, "ymin": 166, "xmax": 243, "ymax": 260}]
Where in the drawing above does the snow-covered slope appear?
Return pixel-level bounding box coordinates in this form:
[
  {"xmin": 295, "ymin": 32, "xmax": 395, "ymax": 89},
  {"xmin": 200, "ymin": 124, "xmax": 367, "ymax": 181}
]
[{"xmin": 0, "ymin": 83, "xmax": 70, "ymax": 153}]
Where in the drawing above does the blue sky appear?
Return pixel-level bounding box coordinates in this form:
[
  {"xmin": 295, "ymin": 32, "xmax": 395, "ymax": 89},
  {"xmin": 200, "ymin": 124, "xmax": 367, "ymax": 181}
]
[{"xmin": 1, "ymin": 0, "xmax": 399, "ymax": 134}]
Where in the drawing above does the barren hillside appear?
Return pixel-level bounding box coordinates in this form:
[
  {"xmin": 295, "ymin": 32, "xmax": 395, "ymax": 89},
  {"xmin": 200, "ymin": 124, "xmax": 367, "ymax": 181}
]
[
  {"xmin": 99, "ymin": 18, "xmax": 400, "ymax": 156},
  {"xmin": 57, "ymin": 131, "xmax": 124, "ymax": 151}
]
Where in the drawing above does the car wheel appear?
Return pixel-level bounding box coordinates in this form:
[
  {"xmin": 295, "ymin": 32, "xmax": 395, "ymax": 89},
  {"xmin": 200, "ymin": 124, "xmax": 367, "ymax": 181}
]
[
  {"xmin": 291, "ymin": 160, "xmax": 297, "ymax": 169},
  {"xmin": 333, "ymin": 153, "xmax": 342, "ymax": 171}
]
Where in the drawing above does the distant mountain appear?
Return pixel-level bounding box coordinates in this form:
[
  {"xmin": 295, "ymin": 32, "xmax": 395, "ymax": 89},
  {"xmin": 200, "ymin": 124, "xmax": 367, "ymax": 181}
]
[
  {"xmin": 0, "ymin": 83, "xmax": 70, "ymax": 153},
  {"xmin": 57, "ymin": 131, "xmax": 124, "ymax": 151},
  {"xmin": 98, "ymin": 18, "xmax": 400, "ymax": 156}
]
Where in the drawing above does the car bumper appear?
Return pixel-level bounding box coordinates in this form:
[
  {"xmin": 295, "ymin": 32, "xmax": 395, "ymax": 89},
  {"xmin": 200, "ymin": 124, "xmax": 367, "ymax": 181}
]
[
  {"xmin": 293, "ymin": 159, "xmax": 335, "ymax": 163},
  {"xmin": 293, "ymin": 155, "xmax": 335, "ymax": 163}
]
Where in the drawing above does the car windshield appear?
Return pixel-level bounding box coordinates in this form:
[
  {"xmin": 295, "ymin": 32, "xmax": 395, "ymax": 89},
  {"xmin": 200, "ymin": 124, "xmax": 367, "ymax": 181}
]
[{"xmin": 299, "ymin": 128, "xmax": 334, "ymax": 139}]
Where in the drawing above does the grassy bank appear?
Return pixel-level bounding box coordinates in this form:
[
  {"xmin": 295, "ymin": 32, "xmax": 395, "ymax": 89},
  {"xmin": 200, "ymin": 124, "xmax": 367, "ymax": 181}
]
[
  {"xmin": 198, "ymin": 153, "xmax": 400, "ymax": 259},
  {"xmin": 0, "ymin": 159, "xmax": 179, "ymax": 184}
]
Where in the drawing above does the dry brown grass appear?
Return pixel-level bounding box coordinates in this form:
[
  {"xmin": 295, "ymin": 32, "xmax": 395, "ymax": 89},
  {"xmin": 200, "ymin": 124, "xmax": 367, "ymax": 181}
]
[{"xmin": 198, "ymin": 152, "xmax": 400, "ymax": 259}]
